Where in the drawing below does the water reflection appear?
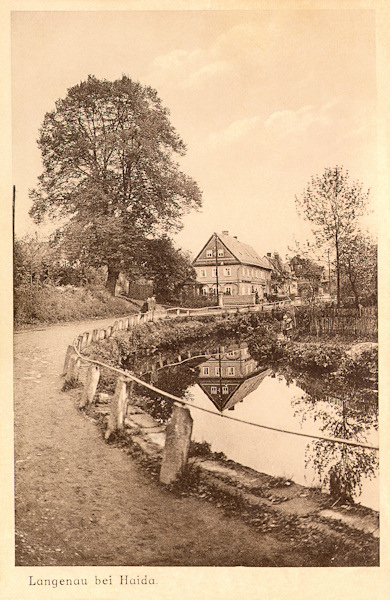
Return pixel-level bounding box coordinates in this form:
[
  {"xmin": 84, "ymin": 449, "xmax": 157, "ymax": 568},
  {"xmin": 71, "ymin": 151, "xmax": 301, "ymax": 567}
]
[
  {"xmin": 132, "ymin": 342, "xmax": 378, "ymax": 509},
  {"xmin": 289, "ymin": 374, "xmax": 379, "ymax": 504},
  {"xmin": 197, "ymin": 344, "xmax": 271, "ymax": 412}
]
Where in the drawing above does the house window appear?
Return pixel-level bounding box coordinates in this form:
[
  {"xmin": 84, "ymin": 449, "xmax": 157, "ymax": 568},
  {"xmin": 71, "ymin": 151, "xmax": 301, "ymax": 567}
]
[
  {"xmin": 212, "ymin": 267, "xmax": 217, "ymax": 277},
  {"xmin": 227, "ymin": 350, "xmax": 235, "ymax": 357},
  {"xmin": 223, "ymin": 267, "xmax": 231, "ymax": 277},
  {"xmin": 215, "ymin": 366, "xmax": 220, "ymax": 376},
  {"xmin": 227, "ymin": 366, "xmax": 235, "ymax": 376},
  {"xmin": 202, "ymin": 287, "xmax": 208, "ymax": 296},
  {"xmin": 218, "ymin": 249, "xmax": 224, "ymax": 257},
  {"xmin": 200, "ymin": 269, "xmax": 206, "ymax": 277},
  {"xmin": 222, "ymin": 386, "xmax": 229, "ymax": 394},
  {"xmin": 211, "ymin": 386, "xmax": 217, "ymax": 394},
  {"xmin": 225, "ymin": 286, "xmax": 232, "ymax": 295},
  {"xmin": 206, "ymin": 250, "xmax": 212, "ymax": 258},
  {"xmin": 202, "ymin": 367, "xmax": 210, "ymax": 375}
]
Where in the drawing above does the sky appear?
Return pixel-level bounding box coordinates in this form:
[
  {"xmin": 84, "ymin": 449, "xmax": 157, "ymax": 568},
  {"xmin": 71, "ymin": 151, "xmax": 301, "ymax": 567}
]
[{"xmin": 11, "ymin": 8, "xmax": 377, "ymax": 260}]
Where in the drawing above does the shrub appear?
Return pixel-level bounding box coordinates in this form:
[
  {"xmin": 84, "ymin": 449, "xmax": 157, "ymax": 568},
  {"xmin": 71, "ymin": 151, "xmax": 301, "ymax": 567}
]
[{"xmin": 14, "ymin": 284, "xmax": 137, "ymax": 326}]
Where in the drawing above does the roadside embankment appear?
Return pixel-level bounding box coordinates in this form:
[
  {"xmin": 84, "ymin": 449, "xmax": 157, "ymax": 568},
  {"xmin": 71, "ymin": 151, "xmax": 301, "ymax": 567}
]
[
  {"xmin": 85, "ymin": 392, "xmax": 379, "ymax": 567},
  {"xmin": 14, "ymin": 285, "xmax": 140, "ymax": 328},
  {"xmin": 66, "ymin": 310, "xmax": 379, "ymax": 566}
]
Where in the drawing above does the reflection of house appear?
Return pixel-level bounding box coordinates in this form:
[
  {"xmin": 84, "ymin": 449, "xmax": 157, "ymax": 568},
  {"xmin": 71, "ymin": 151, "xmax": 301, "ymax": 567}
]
[
  {"xmin": 192, "ymin": 231, "xmax": 272, "ymax": 301},
  {"xmin": 197, "ymin": 344, "xmax": 271, "ymax": 412},
  {"xmin": 264, "ymin": 252, "xmax": 298, "ymax": 299}
]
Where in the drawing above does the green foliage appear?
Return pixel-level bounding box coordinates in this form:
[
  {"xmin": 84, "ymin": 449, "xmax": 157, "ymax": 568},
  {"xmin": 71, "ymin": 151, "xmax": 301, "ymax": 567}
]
[
  {"xmin": 296, "ymin": 166, "xmax": 370, "ymax": 305},
  {"xmin": 289, "ymin": 368, "xmax": 378, "ymax": 504},
  {"xmin": 29, "ymin": 74, "xmax": 202, "ymax": 293},
  {"xmin": 141, "ymin": 236, "xmax": 197, "ymax": 303},
  {"xmin": 339, "ymin": 233, "xmax": 377, "ymax": 307},
  {"xmin": 340, "ymin": 347, "xmax": 378, "ymax": 386},
  {"xmin": 286, "ymin": 342, "xmax": 344, "ymax": 372},
  {"xmin": 14, "ymin": 285, "xmax": 136, "ymax": 326}
]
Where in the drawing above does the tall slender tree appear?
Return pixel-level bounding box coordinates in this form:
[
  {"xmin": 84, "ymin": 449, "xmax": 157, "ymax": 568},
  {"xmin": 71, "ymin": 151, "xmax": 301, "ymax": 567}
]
[
  {"xmin": 296, "ymin": 166, "xmax": 369, "ymax": 306},
  {"xmin": 29, "ymin": 75, "xmax": 202, "ymax": 293},
  {"xmin": 339, "ymin": 232, "xmax": 377, "ymax": 308}
]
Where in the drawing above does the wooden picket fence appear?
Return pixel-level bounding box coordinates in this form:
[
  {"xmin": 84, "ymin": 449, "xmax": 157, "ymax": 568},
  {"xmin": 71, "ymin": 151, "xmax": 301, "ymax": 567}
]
[{"xmin": 309, "ymin": 313, "xmax": 377, "ymax": 339}]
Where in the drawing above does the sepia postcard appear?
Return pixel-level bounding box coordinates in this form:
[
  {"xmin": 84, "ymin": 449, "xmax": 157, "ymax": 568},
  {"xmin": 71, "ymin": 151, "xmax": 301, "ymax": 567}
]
[{"xmin": 1, "ymin": 1, "xmax": 389, "ymax": 599}]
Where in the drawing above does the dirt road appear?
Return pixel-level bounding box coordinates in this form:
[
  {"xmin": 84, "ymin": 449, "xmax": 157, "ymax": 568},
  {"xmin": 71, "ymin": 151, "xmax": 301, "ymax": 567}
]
[{"xmin": 14, "ymin": 317, "xmax": 311, "ymax": 567}]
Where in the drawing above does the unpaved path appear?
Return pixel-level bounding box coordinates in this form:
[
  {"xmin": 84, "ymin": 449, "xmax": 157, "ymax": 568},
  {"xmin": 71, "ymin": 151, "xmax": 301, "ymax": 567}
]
[{"xmin": 14, "ymin": 317, "xmax": 307, "ymax": 567}]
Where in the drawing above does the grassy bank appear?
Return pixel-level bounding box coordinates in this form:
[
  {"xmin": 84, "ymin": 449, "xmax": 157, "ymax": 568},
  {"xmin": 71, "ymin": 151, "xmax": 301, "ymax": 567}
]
[{"xmin": 14, "ymin": 285, "xmax": 138, "ymax": 327}]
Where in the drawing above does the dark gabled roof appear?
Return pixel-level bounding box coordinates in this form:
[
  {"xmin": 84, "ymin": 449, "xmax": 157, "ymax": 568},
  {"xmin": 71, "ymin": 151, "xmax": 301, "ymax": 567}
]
[
  {"xmin": 193, "ymin": 232, "xmax": 272, "ymax": 269},
  {"xmin": 199, "ymin": 367, "xmax": 272, "ymax": 412}
]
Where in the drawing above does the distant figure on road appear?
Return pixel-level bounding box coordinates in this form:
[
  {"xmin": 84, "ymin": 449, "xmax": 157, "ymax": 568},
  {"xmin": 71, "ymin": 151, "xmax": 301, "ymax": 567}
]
[{"xmin": 282, "ymin": 314, "xmax": 293, "ymax": 340}]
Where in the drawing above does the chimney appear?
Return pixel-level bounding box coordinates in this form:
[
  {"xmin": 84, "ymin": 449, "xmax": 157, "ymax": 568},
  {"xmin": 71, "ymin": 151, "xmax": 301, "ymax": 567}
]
[
  {"xmin": 267, "ymin": 252, "xmax": 272, "ymax": 257},
  {"xmin": 233, "ymin": 236, "xmax": 237, "ymax": 239},
  {"xmin": 222, "ymin": 231, "xmax": 229, "ymax": 236}
]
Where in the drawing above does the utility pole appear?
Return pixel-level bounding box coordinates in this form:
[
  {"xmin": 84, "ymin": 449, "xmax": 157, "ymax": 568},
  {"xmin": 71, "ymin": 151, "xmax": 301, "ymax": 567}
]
[
  {"xmin": 12, "ymin": 185, "xmax": 16, "ymax": 239},
  {"xmin": 214, "ymin": 232, "xmax": 220, "ymax": 307}
]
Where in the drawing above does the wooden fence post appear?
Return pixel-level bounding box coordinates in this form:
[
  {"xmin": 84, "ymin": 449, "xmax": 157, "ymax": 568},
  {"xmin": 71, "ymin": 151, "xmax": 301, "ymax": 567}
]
[
  {"xmin": 64, "ymin": 353, "xmax": 81, "ymax": 385},
  {"xmin": 127, "ymin": 379, "xmax": 135, "ymax": 404},
  {"xmin": 79, "ymin": 364, "xmax": 100, "ymax": 409},
  {"xmin": 105, "ymin": 376, "xmax": 128, "ymax": 439},
  {"xmin": 62, "ymin": 345, "xmax": 75, "ymax": 376},
  {"xmin": 160, "ymin": 403, "xmax": 193, "ymax": 485},
  {"xmin": 81, "ymin": 331, "xmax": 89, "ymax": 350},
  {"xmin": 76, "ymin": 335, "xmax": 83, "ymax": 351}
]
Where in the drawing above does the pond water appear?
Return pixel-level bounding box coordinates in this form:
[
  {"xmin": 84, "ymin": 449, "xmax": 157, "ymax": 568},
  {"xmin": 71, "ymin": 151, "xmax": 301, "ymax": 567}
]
[{"xmin": 136, "ymin": 343, "xmax": 379, "ymax": 511}]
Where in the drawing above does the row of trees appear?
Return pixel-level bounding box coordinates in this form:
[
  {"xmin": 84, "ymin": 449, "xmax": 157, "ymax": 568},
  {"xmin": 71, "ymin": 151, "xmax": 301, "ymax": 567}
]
[
  {"xmin": 19, "ymin": 74, "xmax": 376, "ymax": 309},
  {"xmin": 14, "ymin": 233, "xmax": 197, "ymax": 304}
]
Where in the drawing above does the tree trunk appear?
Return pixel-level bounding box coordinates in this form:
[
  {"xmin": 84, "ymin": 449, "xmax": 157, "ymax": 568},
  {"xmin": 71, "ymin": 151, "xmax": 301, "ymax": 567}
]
[
  {"xmin": 349, "ymin": 275, "xmax": 360, "ymax": 311},
  {"xmin": 106, "ymin": 264, "xmax": 119, "ymax": 296},
  {"xmin": 335, "ymin": 235, "xmax": 341, "ymax": 308}
]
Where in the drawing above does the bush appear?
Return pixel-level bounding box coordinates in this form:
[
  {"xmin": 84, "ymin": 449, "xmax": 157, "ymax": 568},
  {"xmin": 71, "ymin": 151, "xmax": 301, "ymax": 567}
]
[
  {"xmin": 286, "ymin": 342, "xmax": 344, "ymax": 372},
  {"xmin": 14, "ymin": 284, "xmax": 137, "ymax": 327}
]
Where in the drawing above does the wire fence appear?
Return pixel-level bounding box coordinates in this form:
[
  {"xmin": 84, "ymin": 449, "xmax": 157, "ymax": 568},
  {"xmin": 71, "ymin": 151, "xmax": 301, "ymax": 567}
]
[{"xmin": 71, "ymin": 322, "xmax": 379, "ymax": 452}]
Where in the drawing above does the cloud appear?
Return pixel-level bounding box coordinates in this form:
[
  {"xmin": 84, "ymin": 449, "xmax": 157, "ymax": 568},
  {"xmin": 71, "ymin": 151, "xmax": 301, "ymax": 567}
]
[
  {"xmin": 209, "ymin": 115, "xmax": 263, "ymax": 147},
  {"xmin": 264, "ymin": 102, "xmax": 338, "ymax": 138},
  {"xmin": 208, "ymin": 98, "xmax": 342, "ymax": 148},
  {"xmin": 146, "ymin": 22, "xmax": 266, "ymax": 91},
  {"xmin": 182, "ymin": 60, "xmax": 233, "ymax": 89},
  {"xmin": 151, "ymin": 49, "xmax": 190, "ymax": 71}
]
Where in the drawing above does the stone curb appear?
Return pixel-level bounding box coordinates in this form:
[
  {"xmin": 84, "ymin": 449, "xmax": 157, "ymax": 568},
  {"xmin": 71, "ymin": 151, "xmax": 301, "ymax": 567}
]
[{"xmin": 121, "ymin": 404, "xmax": 379, "ymax": 541}]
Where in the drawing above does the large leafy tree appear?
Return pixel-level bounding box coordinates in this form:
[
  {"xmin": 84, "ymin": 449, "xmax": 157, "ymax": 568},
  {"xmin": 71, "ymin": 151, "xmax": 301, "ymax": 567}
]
[
  {"xmin": 142, "ymin": 237, "xmax": 196, "ymax": 303},
  {"xmin": 296, "ymin": 166, "xmax": 369, "ymax": 306},
  {"xmin": 29, "ymin": 75, "xmax": 202, "ymax": 293},
  {"xmin": 339, "ymin": 232, "xmax": 377, "ymax": 308}
]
